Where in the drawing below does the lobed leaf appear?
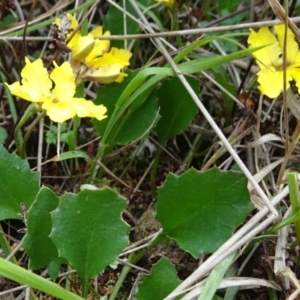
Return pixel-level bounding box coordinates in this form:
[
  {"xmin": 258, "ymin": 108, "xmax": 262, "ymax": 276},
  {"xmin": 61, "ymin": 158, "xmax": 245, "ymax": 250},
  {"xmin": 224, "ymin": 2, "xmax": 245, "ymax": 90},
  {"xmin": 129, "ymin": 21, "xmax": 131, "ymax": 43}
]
[
  {"xmin": 0, "ymin": 145, "xmax": 39, "ymax": 221},
  {"xmin": 135, "ymin": 257, "xmax": 181, "ymax": 300},
  {"xmin": 156, "ymin": 168, "xmax": 253, "ymax": 257},
  {"xmin": 50, "ymin": 189, "xmax": 129, "ymax": 295},
  {"xmin": 23, "ymin": 186, "xmax": 59, "ymax": 270}
]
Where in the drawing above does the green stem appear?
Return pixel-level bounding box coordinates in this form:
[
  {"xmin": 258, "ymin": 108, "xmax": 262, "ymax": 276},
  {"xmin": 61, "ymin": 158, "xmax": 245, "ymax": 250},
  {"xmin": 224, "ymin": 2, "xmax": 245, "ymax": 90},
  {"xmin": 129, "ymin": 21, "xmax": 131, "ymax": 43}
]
[
  {"xmin": 266, "ymin": 268, "xmax": 278, "ymax": 300},
  {"xmin": 287, "ymin": 172, "xmax": 300, "ymax": 248},
  {"xmin": 0, "ymin": 224, "xmax": 18, "ymax": 264},
  {"xmin": 183, "ymin": 134, "xmax": 202, "ymax": 167},
  {"xmin": 131, "ymin": 234, "xmax": 165, "ymax": 265},
  {"xmin": 21, "ymin": 111, "xmax": 46, "ymax": 158},
  {"xmin": 1, "ymin": 74, "xmax": 18, "ymax": 124},
  {"xmin": 70, "ymin": 83, "xmax": 84, "ymax": 175},
  {"xmin": 89, "ymin": 104, "xmax": 138, "ymax": 182},
  {"xmin": 109, "ymin": 234, "xmax": 165, "ymax": 300},
  {"xmin": 150, "ymin": 147, "xmax": 162, "ymax": 195},
  {"xmin": 108, "ymin": 253, "xmax": 134, "ymax": 300},
  {"xmin": 170, "ymin": 5, "xmax": 182, "ymax": 49},
  {"xmin": 88, "ymin": 283, "xmax": 101, "ymax": 299},
  {"xmin": 87, "ymin": 142, "xmax": 106, "ymax": 183},
  {"xmin": 244, "ymin": 212, "xmax": 300, "ymax": 253},
  {"xmin": 14, "ymin": 103, "xmax": 39, "ymax": 158}
]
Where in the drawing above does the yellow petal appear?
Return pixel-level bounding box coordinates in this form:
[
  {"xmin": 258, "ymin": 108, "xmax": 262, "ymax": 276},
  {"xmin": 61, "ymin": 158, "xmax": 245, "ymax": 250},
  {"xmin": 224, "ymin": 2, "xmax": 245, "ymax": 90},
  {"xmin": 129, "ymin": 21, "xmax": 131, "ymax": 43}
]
[
  {"xmin": 85, "ymin": 28, "xmax": 110, "ymax": 62},
  {"xmin": 292, "ymin": 52, "xmax": 300, "ymax": 67},
  {"xmin": 288, "ymin": 67, "xmax": 300, "ymax": 94},
  {"xmin": 89, "ymin": 27, "xmax": 104, "ymax": 37},
  {"xmin": 114, "ymin": 73, "xmax": 128, "ymax": 83},
  {"xmin": 274, "ymin": 25, "xmax": 299, "ymax": 64},
  {"xmin": 86, "ymin": 105, "xmax": 107, "ymax": 121},
  {"xmin": 71, "ymin": 35, "xmax": 95, "ymax": 61},
  {"xmin": 42, "ymin": 99, "xmax": 76, "ymax": 123},
  {"xmin": 67, "ymin": 31, "xmax": 82, "ymax": 49},
  {"xmin": 5, "ymin": 57, "xmax": 51, "ymax": 102},
  {"xmin": 257, "ymin": 66, "xmax": 292, "ymax": 98},
  {"xmin": 66, "ymin": 14, "xmax": 79, "ymax": 30},
  {"xmin": 248, "ymin": 27, "xmax": 281, "ymax": 69},
  {"xmin": 85, "ymin": 64, "xmax": 123, "ymax": 84},
  {"xmin": 65, "ymin": 14, "xmax": 81, "ymax": 48},
  {"xmin": 92, "ymin": 48, "xmax": 132, "ymax": 68},
  {"xmin": 71, "ymin": 98, "xmax": 107, "ymax": 120},
  {"xmin": 51, "ymin": 61, "xmax": 76, "ymax": 101},
  {"xmin": 5, "ymin": 81, "xmax": 42, "ymax": 103}
]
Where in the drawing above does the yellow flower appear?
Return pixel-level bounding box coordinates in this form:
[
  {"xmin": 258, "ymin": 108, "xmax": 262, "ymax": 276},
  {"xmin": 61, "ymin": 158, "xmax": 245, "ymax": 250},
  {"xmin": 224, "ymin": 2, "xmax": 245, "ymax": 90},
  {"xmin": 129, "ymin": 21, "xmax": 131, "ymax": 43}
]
[
  {"xmin": 85, "ymin": 48, "xmax": 132, "ymax": 84},
  {"xmin": 156, "ymin": 0, "xmax": 174, "ymax": 9},
  {"xmin": 248, "ymin": 25, "xmax": 300, "ymax": 98},
  {"xmin": 56, "ymin": 14, "xmax": 110, "ymax": 62},
  {"xmin": 5, "ymin": 58, "xmax": 107, "ymax": 123},
  {"xmin": 55, "ymin": 14, "xmax": 132, "ymax": 84}
]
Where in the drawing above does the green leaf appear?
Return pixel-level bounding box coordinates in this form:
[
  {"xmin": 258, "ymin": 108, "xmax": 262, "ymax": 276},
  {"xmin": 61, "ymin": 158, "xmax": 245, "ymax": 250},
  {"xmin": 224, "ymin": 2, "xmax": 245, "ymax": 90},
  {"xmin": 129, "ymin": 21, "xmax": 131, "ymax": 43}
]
[
  {"xmin": 0, "ymin": 14, "xmax": 17, "ymax": 29},
  {"xmin": 0, "ymin": 145, "xmax": 40, "ymax": 221},
  {"xmin": 45, "ymin": 131, "xmax": 57, "ymax": 144},
  {"xmin": 0, "ymin": 126, "xmax": 8, "ymax": 144},
  {"xmin": 135, "ymin": 257, "xmax": 181, "ymax": 300},
  {"xmin": 54, "ymin": 151, "xmax": 90, "ymax": 162},
  {"xmin": 156, "ymin": 76, "xmax": 198, "ymax": 143},
  {"xmin": 101, "ymin": 45, "xmax": 261, "ymax": 148},
  {"xmin": 47, "ymin": 258, "xmax": 66, "ymax": 281},
  {"xmin": 45, "ymin": 123, "xmax": 72, "ymax": 145},
  {"xmin": 23, "ymin": 186, "xmax": 59, "ymax": 270},
  {"xmin": 217, "ymin": 0, "xmax": 243, "ymax": 15},
  {"xmin": 211, "ymin": 67, "xmax": 236, "ymax": 116},
  {"xmin": 94, "ymin": 71, "xmax": 158, "ymax": 150},
  {"xmin": 50, "ymin": 189, "xmax": 129, "ymax": 296},
  {"xmin": 114, "ymin": 91, "xmax": 159, "ymax": 145},
  {"xmin": 93, "ymin": 70, "xmax": 138, "ymax": 137},
  {"xmin": 156, "ymin": 168, "xmax": 253, "ymax": 257}
]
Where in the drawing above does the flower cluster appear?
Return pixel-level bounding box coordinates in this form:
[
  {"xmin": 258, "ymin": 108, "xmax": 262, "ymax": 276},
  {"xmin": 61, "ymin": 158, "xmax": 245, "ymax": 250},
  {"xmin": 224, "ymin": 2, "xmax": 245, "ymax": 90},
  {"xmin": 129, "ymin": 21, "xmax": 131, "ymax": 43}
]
[
  {"xmin": 55, "ymin": 14, "xmax": 132, "ymax": 85},
  {"xmin": 248, "ymin": 24, "xmax": 300, "ymax": 98},
  {"xmin": 6, "ymin": 14, "xmax": 132, "ymax": 124},
  {"xmin": 5, "ymin": 58, "xmax": 107, "ymax": 123}
]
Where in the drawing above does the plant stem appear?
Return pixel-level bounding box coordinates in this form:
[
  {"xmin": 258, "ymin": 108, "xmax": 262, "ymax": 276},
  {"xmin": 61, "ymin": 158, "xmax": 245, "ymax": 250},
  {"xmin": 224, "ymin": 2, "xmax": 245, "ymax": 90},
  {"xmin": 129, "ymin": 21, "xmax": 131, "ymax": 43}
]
[
  {"xmin": 183, "ymin": 134, "xmax": 202, "ymax": 167},
  {"xmin": 1, "ymin": 77, "xmax": 18, "ymax": 124},
  {"xmin": 22, "ymin": 111, "xmax": 46, "ymax": 158},
  {"xmin": 14, "ymin": 103, "xmax": 39, "ymax": 158},
  {"xmin": 108, "ymin": 253, "xmax": 134, "ymax": 300},
  {"xmin": 109, "ymin": 234, "xmax": 165, "ymax": 300},
  {"xmin": 0, "ymin": 224, "xmax": 18, "ymax": 264},
  {"xmin": 150, "ymin": 147, "xmax": 162, "ymax": 195},
  {"xmin": 287, "ymin": 172, "xmax": 300, "ymax": 248}
]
